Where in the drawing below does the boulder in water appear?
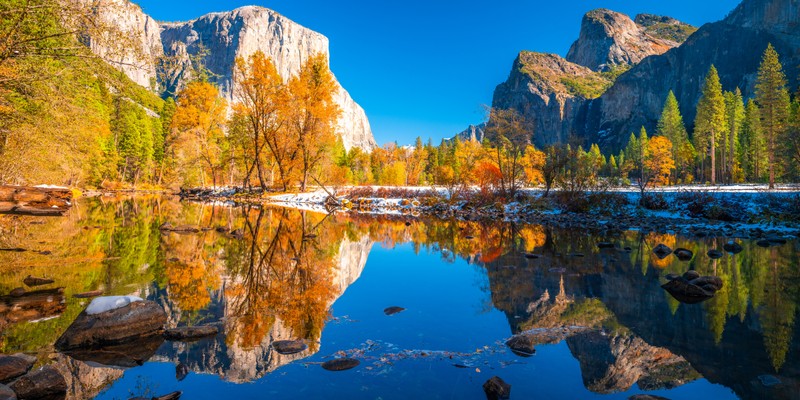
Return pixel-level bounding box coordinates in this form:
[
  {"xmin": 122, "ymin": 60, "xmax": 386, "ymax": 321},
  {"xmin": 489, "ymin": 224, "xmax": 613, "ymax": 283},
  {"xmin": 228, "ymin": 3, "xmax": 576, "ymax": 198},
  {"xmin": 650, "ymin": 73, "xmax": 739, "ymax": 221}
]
[
  {"xmin": 383, "ymin": 306, "xmax": 405, "ymax": 316},
  {"xmin": 0, "ymin": 354, "xmax": 35, "ymax": 384},
  {"xmin": 652, "ymin": 244, "xmax": 672, "ymax": 259},
  {"xmin": 321, "ymin": 358, "xmax": 360, "ymax": 371},
  {"xmin": 164, "ymin": 325, "xmax": 218, "ymax": 341},
  {"xmin": 673, "ymin": 248, "xmax": 693, "ymax": 261},
  {"xmin": 55, "ymin": 299, "xmax": 166, "ymax": 351},
  {"xmin": 22, "ymin": 276, "xmax": 53, "ymax": 288},
  {"xmin": 505, "ymin": 334, "xmax": 536, "ymax": 357},
  {"xmin": 662, "ymin": 278, "xmax": 715, "ymax": 304},
  {"xmin": 483, "ymin": 376, "xmax": 511, "ymax": 400},
  {"xmin": 723, "ymin": 241, "xmax": 743, "ymax": 254},
  {"xmin": 0, "ymin": 384, "xmax": 15, "ymax": 400},
  {"xmin": 272, "ymin": 340, "xmax": 308, "ymax": 355},
  {"xmin": 9, "ymin": 366, "xmax": 66, "ymax": 400},
  {"xmin": 707, "ymin": 249, "xmax": 723, "ymax": 259}
]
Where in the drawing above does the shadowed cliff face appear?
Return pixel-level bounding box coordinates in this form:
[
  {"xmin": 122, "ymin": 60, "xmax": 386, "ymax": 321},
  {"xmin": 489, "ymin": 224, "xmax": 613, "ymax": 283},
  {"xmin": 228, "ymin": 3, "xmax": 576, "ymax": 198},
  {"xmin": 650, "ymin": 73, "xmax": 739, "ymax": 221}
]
[{"xmin": 88, "ymin": 2, "xmax": 376, "ymax": 151}]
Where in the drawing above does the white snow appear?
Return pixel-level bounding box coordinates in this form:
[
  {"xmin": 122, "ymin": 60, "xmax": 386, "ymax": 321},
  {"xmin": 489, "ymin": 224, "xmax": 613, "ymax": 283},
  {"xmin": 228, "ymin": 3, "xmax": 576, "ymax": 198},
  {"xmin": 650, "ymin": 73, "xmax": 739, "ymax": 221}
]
[{"xmin": 85, "ymin": 296, "xmax": 143, "ymax": 315}]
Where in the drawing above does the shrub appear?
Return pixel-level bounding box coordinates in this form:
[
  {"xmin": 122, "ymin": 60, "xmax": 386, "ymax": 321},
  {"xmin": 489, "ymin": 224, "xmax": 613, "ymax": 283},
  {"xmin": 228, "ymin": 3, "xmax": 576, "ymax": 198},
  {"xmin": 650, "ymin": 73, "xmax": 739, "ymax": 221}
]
[{"xmin": 641, "ymin": 192, "xmax": 669, "ymax": 210}]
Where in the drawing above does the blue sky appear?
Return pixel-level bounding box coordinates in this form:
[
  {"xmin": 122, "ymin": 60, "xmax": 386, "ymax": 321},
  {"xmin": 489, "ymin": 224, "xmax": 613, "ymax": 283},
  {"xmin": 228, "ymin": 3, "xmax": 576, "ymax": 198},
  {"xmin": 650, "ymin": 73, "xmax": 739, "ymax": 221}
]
[{"xmin": 135, "ymin": 0, "xmax": 742, "ymax": 146}]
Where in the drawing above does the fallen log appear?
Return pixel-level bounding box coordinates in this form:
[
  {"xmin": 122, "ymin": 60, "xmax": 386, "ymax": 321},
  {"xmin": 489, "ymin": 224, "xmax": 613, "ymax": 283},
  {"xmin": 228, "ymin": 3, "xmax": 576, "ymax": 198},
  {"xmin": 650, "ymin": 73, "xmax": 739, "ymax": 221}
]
[{"xmin": 0, "ymin": 186, "xmax": 73, "ymax": 216}]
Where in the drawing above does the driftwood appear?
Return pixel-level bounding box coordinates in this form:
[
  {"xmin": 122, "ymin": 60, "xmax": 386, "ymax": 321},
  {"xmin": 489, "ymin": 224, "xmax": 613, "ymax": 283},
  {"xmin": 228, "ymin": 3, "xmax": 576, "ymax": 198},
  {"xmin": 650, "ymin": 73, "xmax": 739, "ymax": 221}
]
[
  {"xmin": 0, "ymin": 287, "xmax": 66, "ymax": 328},
  {"xmin": 0, "ymin": 186, "xmax": 73, "ymax": 216}
]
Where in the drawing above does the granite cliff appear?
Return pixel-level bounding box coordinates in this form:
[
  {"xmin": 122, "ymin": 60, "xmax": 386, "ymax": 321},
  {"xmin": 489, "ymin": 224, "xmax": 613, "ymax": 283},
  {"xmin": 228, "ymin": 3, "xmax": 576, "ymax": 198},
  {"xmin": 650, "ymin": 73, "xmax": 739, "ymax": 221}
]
[
  {"xmin": 491, "ymin": 0, "xmax": 800, "ymax": 152},
  {"xmin": 90, "ymin": 2, "xmax": 376, "ymax": 151}
]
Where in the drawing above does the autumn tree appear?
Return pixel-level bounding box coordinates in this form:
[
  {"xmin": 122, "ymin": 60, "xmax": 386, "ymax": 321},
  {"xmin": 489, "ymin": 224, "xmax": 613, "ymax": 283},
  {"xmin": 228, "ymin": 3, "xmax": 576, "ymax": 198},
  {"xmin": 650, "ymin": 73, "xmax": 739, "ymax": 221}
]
[
  {"xmin": 484, "ymin": 108, "xmax": 532, "ymax": 198},
  {"xmin": 625, "ymin": 130, "xmax": 674, "ymax": 201},
  {"xmin": 233, "ymin": 51, "xmax": 287, "ymax": 190},
  {"xmin": 171, "ymin": 81, "xmax": 229, "ymax": 188},
  {"xmin": 287, "ymin": 53, "xmax": 341, "ymax": 191},
  {"xmin": 694, "ymin": 65, "xmax": 727, "ymax": 185},
  {"xmin": 755, "ymin": 44, "xmax": 790, "ymax": 189},
  {"xmin": 657, "ymin": 90, "xmax": 692, "ymax": 182}
]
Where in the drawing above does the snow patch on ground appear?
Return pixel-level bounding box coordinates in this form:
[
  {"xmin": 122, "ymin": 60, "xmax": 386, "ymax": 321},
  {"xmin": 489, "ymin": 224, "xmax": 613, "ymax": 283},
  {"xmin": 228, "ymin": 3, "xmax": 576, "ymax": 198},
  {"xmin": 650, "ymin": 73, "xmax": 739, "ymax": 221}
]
[{"xmin": 85, "ymin": 296, "xmax": 143, "ymax": 315}]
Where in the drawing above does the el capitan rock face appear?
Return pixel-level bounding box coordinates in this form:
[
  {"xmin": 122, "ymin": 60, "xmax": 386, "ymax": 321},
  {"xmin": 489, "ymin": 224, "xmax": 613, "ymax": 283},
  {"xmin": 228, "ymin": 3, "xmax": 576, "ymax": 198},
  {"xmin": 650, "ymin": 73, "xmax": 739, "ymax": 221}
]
[
  {"xmin": 565, "ymin": 9, "xmax": 691, "ymax": 72},
  {"xmin": 91, "ymin": 3, "xmax": 376, "ymax": 151}
]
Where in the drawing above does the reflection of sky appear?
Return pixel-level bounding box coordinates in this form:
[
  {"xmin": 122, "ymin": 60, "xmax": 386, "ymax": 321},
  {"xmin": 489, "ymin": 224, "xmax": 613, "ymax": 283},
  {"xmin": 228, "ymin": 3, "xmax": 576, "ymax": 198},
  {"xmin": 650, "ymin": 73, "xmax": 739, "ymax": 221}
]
[{"xmin": 96, "ymin": 243, "xmax": 736, "ymax": 399}]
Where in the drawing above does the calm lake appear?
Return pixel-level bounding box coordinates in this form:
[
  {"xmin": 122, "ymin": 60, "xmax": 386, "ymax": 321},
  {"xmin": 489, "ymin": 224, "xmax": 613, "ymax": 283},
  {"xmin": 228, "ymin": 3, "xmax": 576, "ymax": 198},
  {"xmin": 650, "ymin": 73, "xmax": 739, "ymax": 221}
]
[{"xmin": 0, "ymin": 196, "xmax": 797, "ymax": 399}]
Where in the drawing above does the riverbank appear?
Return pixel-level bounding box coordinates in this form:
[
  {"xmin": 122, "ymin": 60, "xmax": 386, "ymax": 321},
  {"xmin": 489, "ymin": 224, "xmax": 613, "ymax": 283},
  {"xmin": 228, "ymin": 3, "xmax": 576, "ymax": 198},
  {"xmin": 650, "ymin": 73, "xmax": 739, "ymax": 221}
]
[{"xmin": 175, "ymin": 185, "xmax": 800, "ymax": 240}]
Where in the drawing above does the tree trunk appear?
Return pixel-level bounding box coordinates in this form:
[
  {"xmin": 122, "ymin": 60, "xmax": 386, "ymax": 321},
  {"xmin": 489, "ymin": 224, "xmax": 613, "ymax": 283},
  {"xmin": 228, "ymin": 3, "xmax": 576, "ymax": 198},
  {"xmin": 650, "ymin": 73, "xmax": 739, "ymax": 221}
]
[{"xmin": 710, "ymin": 133, "xmax": 716, "ymax": 185}]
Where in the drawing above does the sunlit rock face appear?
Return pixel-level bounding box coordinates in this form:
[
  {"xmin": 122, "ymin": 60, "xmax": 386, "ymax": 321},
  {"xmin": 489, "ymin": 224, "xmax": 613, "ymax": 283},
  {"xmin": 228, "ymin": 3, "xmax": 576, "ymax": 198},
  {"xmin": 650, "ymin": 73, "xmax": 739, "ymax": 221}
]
[
  {"xmin": 88, "ymin": 3, "xmax": 376, "ymax": 151},
  {"xmin": 153, "ymin": 235, "xmax": 373, "ymax": 383},
  {"xmin": 565, "ymin": 9, "xmax": 689, "ymax": 72}
]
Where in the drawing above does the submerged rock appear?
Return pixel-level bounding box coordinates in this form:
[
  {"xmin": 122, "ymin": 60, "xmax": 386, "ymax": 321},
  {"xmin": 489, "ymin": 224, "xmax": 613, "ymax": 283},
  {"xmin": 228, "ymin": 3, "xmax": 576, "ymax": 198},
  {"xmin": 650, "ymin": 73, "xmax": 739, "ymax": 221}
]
[
  {"xmin": 163, "ymin": 325, "xmax": 218, "ymax": 341},
  {"xmin": 129, "ymin": 391, "xmax": 182, "ymax": 400},
  {"xmin": 73, "ymin": 290, "xmax": 104, "ymax": 299},
  {"xmin": 59, "ymin": 335, "xmax": 164, "ymax": 368},
  {"xmin": 597, "ymin": 242, "xmax": 615, "ymax": 249},
  {"xmin": 321, "ymin": 358, "xmax": 360, "ymax": 371},
  {"xmin": 272, "ymin": 340, "xmax": 308, "ymax": 355},
  {"xmin": 662, "ymin": 278, "xmax": 715, "ymax": 304},
  {"xmin": 523, "ymin": 253, "xmax": 539, "ymax": 259},
  {"xmin": 628, "ymin": 395, "xmax": 671, "ymax": 400},
  {"xmin": 0, "ymin": 354, "xmax": 36, "ymax": 384},
  {"xmin": 22, "ymin": 276, "xmax": 53, "ymax": 288},
  {"xmin": 55, "ymin": 300, "xmax": 166, "ymax": 351},
  {"xmin": 8, "ymin": 288, "xmax": 24, "ymax": 297},
  {"xmin": 682, "ymin": 270, "xmax": 700, "ymax": 281},
  {"xmin": 483, "ymin": 376, "xmax": 511, "ymax": 400},
  {"xmin": 505, "ymin": 335, "xmax": 536, "ymax": 357},
  {"xmin": 9, "ymin": 366, "xmax": 66, "ymax": 400},
  {"xmin": 383, "ymin": 306, "xmax": 405, "ymax": 316},
  {"xmin": 756, "ymin": 239, "xmax": 771, "ymax": 247}
]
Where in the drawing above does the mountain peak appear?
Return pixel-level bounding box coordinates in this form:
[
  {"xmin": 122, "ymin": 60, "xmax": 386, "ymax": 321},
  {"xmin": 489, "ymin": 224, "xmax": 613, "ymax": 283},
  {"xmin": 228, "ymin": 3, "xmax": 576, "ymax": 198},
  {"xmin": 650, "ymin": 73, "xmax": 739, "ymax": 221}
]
[{"xmin": 566, "ymin": 9, "xmax": 694, "ymax": 72}]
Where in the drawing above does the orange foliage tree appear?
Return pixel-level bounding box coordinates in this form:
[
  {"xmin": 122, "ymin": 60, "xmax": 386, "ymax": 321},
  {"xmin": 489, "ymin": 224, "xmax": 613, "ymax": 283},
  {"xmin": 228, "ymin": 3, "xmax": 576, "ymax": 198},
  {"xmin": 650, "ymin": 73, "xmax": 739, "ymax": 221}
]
[{"xmin": 171, "ymin": 81, "xmax": 229, "ymax": 188}]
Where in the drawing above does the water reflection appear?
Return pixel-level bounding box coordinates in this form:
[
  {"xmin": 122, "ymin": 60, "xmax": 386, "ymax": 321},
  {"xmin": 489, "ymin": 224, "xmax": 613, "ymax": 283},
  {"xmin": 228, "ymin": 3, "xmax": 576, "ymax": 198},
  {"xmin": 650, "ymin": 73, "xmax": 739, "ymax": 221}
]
[{"xmin": 0, "ymin": 196, "xmax": 796, "ymax": 399}]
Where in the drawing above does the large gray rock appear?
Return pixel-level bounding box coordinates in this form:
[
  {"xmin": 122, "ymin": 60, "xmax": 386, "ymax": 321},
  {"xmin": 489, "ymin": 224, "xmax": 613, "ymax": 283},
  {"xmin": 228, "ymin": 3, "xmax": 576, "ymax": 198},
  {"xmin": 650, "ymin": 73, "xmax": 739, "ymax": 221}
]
[
  {"xmin": 9, "ymin": 366, "xmax": 66, "ymax": 400},
  {"xmin": 0, "ymin": 354, "xmax": 35, "ymax": 384},
  {"xmin": 55, "ymin": 300, "xmax": 166, "ymax": 350},
  {"xmin": 89, "ymin": 3, "xmax": 376, "ymax": 151}
]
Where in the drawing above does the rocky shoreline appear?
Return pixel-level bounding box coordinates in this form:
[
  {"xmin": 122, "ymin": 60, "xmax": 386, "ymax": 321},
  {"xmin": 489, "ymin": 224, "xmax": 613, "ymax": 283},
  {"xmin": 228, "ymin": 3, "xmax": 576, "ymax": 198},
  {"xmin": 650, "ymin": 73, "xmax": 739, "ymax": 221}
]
[{"xmin": 175, "ymin": 188, "xmax": 800, "ymax": 241}]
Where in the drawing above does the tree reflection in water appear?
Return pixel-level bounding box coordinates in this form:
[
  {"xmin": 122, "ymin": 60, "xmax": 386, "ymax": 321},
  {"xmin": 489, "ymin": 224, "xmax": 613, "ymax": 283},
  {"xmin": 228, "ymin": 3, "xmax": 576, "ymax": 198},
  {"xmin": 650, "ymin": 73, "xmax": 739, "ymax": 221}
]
[{"xmin": 0, "ymin": 197, "xmax": 796, "ymax": 399}]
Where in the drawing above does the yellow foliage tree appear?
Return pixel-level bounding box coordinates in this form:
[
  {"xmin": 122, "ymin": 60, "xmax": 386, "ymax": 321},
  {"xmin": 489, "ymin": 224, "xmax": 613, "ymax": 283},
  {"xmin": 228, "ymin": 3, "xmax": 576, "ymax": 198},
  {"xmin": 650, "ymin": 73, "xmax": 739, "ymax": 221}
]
[
  {"xmin": 287, "ymin": 53, "xmax": 341, "ymax": 191},
  {"xmin": 171, "ymin": 81, "xmax": 228, "ymax": 187}
]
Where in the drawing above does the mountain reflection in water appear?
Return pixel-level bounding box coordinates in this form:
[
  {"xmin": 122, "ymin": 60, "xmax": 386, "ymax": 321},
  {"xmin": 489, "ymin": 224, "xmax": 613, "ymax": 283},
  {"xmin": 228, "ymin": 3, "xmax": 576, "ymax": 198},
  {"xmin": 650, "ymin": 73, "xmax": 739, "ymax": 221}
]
[{"xmin": 0, "ymin": 196, "xmax": 796, "ymax": 399}]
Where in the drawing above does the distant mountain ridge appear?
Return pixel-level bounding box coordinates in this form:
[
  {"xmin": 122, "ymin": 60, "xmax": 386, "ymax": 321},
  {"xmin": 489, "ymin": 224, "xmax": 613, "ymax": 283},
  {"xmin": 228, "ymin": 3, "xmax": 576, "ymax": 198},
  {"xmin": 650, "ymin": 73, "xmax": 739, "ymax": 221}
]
[{"xmin": 89, "ymin": 1, "xmax": 377, "ymax": 151}]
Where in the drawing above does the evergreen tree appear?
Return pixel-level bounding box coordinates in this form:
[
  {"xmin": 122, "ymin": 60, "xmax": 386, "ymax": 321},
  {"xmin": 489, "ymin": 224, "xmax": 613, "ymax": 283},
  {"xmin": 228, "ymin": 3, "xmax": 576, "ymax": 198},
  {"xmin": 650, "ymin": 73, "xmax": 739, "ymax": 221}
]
[
  {"xmin": 657, "ymin": 90, "xmax": 690, "ymax": 182},
  {"xmin": 755, "ymin": 43, "xmax": 790, "ymax": 189},
  {"xmin": 724, "ymin": 88, "xmax": 745, "ymax": 183},
  {"xmin": 694, "ymin": 65, "xmax": 727, "ymax": 184},
  {"xmin": 741, "ymin": 100, "xmax": 767, "ymax": 181}
]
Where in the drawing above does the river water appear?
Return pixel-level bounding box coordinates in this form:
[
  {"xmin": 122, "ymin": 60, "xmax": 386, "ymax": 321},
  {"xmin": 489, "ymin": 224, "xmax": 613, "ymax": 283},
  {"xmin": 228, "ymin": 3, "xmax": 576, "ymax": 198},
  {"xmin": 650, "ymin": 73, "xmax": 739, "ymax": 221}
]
[{"xmin": 0, "ymin": 196, "xmax": 797, "ymax": 399}]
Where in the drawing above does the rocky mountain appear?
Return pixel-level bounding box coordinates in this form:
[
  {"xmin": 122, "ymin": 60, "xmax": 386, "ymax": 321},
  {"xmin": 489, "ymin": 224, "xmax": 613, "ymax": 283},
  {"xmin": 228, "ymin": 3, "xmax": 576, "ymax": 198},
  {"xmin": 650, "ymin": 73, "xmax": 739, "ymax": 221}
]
[
  {"xmin": 565, "ymin": 9, "xmax": 694, "ymax": 72},
  {"xmin": 91, "ymin": 1, "xmax": 376, "ymax": 151},
  {"xmin": 492, "ymin": 0, "xmax": 800, "ymax": 152},
  {"xmin": 583, "ymin": 0, "xmax": 800, "ymax": 150},
  {"xmin": 450, "ymin": 123, "xmax": 486, "ymax": 143},
  {"xmin": 492, "ymin": 51, "xmax": 612, "ymax": 148}
]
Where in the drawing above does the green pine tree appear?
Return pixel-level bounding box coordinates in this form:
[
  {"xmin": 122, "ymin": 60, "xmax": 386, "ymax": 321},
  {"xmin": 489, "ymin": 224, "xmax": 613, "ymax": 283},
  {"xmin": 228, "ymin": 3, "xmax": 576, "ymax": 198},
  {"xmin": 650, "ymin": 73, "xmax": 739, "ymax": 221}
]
[
  {"xmin": 755, "ymin": 43, "xmax": 791, "ymax": 189},
  {"xmin": 694, "ymin": 65, "xmax": 727, "ymax": 184},
  {"xmin": 657, "ymin": 90, "xmax": 690, "ymax": 182}
]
